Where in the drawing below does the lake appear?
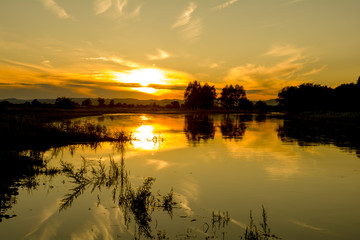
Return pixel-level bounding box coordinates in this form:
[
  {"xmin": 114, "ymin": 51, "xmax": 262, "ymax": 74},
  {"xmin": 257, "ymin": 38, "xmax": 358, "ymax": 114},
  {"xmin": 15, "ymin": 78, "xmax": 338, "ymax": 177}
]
[{"xmin": 1, "ymin": 113, "xmax": 359, "ymax": 239}]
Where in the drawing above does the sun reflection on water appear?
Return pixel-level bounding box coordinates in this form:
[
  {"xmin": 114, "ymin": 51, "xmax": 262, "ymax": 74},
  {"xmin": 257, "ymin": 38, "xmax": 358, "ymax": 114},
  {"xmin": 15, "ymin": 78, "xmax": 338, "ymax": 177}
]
[{"xmin": 132, "ymin": 125, "xmax": 162, "ymax": 150}]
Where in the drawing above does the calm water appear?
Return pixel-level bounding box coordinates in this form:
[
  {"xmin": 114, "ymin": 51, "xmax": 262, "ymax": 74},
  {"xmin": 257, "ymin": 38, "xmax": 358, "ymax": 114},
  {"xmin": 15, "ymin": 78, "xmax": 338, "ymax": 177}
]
[{"xmin": 1, "ymin": 113, "xmax": 359, "ymax": 240}]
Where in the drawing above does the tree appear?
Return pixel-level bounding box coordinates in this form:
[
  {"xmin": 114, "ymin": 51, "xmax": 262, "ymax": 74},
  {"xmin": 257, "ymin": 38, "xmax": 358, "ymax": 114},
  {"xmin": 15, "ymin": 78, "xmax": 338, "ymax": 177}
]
[
  {"xmin": 109, "ymin": 99, "xmax": 115, "ymax": 107},
  {"xmin": 255, "ymin": 100, "xmax": 268, "ymax": 111},
  {"xmin": 97, "ymin": 98, "xmax": 105, "ymax": 107},
  {"xmin": 184, "ymin": 81, "xmax": 202, "ymax": 109},
  {"xmin": 219, "ymin": 84, "xmax": 248, "ymax": 110},
  {"xmin": 165, "ymin": 101, "xmax": 180, "ymax": 109},
  {"xmin": 55, "ymin": 97, "xmax": 77, "ymax": 109},
  {"xmin": 31, "ymin": 99, "xmax": 42, "ymax": 107},
  {"xmin": 81, "ymin": 98, "xmax": 92, "ymax": 107},
  {"xmin": 184, "ymin": 81, "xmax": 216, "ymax": 109},
  {"xmin": 278, "ymin": 83, "xmax": 333, "ymax": 111}
]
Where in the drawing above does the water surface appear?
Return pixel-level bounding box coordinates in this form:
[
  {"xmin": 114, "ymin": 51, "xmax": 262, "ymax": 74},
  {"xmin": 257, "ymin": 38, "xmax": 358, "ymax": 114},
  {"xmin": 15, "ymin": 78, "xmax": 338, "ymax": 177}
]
[{"xmin": 1, "ymin": 113, "xmax": 359, "ymax": 239}]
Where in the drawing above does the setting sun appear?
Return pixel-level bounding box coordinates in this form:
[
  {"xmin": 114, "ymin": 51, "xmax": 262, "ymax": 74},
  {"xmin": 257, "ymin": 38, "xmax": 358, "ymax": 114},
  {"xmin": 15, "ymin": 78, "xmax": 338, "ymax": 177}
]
[{"xmin": 115, "ymin": 68, "xmax": 166, "ymax": 87}]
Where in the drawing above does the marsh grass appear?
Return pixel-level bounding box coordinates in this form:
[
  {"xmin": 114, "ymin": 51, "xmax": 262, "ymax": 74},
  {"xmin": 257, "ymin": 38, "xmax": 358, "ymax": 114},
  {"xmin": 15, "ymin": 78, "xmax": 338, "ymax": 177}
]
[
  {"xmin": 58, "ymin": 156, "xmax": 177, "ymax": 239},
  {"xmin": 243, "ymin": 206, "xmax": 280, "ymax": 240},
  {"xmin": 0, "ymin": 112, "xmax": 132, "ymax": 152}
]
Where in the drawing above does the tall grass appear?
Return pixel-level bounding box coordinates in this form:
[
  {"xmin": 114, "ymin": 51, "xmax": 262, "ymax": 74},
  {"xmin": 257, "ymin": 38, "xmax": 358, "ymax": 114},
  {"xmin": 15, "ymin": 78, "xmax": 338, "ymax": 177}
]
[{"xmin": 59, "ymin": 156, "xmax": 177, "ymax": 239}]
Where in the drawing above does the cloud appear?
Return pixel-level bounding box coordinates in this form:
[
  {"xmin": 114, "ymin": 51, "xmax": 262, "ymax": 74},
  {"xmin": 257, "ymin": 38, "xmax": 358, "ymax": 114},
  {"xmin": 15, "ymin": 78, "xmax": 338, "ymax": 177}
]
[
  {"xmin": 172, "ymin": 2, "xmax": 197, "ymax": 28},
  {"xmin": 148, "ymin": 49, "xmax": 170, "ymax": 60},
  {"xmin": 41, "ymin": 60, "xmax": 53, "ymax": 68},
  {"xmin": 40, "ymin": 0, "xmax": 72, "ymax": 19},
  {"xmin": 285, "ymin": 0, "xmax": 304, "ymax": 5},
  {"xmin": 94, "ymin": 0, "xmax": 142, "ymax": 19},
  {"xmin": 172, "ymin": 2, "xmax": 202, "ymax": 41},
  {"xmin": 302, "ymin": 65, "xmax": 327, "ymax": 77},
  {"xmin": 212, "ymin": 0, "xmax": 239, "ymax": 11},
  {"xmin": 94, "ymin": 0, "xmax": 112, "ymax": 15},
  {"xmin": 1, "ymin": 58, "xmax": 50, "ymax": 72},
  {"xmin": 264, "ymin": 44, "xmax": 305, "ymax": 57},
  {"xmin": 86, "ymin": 56, "xmax": 141, "ymax": 68},
  {"xmin": 225, "ymin": 45, "xmax": 323, "ymax": 99}
]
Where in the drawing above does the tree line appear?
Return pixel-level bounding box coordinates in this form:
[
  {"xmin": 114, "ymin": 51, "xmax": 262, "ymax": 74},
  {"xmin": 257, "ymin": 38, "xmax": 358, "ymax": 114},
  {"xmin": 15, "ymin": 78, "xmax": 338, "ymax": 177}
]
[
  {"xmin": 0, "ymin": 97, "xmax": 181, "ymax": 110},
  {"xmin": 278, "ymin": 77, "xmax": 360, "ymax": 112},
  {"xmin": 183, "ymin": 81, "xmax": 263, "ymax": 111}
]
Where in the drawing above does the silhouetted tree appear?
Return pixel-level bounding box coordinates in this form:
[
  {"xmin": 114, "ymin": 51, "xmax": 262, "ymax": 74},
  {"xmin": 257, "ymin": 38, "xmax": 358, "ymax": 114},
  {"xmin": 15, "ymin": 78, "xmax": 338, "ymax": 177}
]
[
  {"xmin": 200, "ymin": 83, "xmax": 217, "ymax": 109},
  {"xmin": 55, "ymin": 97, "xmax": 77, "ymax": 109},
  {"xmin": 165, "ymin": 101, "xmax": 180, "ymax": 109},
  {"xmin": 219, "ymin": 84, "xmax": 252, "ymax": 110},
  {"xmin": 31, "ymin": 99, "xmax": 41, "ymax": 107},
  {"xmin": 81, "ymin": 98, "xmax": 92, "ymax": 107},
  {"xmin": 334, "ymin": 82, "xmax": 360, "ymax": 111},
  {"xmin": 109, "ymin": 99, "xmax": 115, "ymax": 107},
  {"xmin": 255, "ymin": 100, "xmax": 268, "ymax": 112},
  {"xmin": 278, "ymin": 83, "xmax": 333, "ymax": 111},
  {"xmin": 184, "ymin": 81, "xmax": 216, "ymax": 109},
  {"xmin": 278, "ymin": 79, "xmax": 360, "ymax": 112},
  {"xmin": 97, "ymin": 98, "xmax": 105, "ymax": 107}
]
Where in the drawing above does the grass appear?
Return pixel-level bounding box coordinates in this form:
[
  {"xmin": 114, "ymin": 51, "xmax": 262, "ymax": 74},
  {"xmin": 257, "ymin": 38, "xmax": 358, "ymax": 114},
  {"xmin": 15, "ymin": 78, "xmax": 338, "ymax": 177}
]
[
  {"xmin": 243, "ymin": 206, "xmax": 280, "ymax": 240},
  {"xmin": 0, "ymin": 112, "xmax": 132, "ymax": 152},
  {"xmin": 58, "ymin": 156, "xmax": 177, "ymax": 239}
]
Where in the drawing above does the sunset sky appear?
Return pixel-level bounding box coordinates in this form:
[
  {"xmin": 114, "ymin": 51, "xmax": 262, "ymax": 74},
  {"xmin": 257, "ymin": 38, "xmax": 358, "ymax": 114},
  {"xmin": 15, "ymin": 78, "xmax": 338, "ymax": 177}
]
[{"xmin": 1, "ymin": 0, "xmax": 359, "ymax": 100}]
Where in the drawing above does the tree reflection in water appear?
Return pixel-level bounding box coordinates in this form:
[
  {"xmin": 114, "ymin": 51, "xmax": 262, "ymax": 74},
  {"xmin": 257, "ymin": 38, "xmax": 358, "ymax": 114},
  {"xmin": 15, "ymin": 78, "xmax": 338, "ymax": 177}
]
[
  {"xmin": 277, "ymin": 118, "xmax": 360, "ymax": 158},
  {"xmin": 220, "ymin": 115, "xmax": 247, "ymax": 141},
  {"xmin": 184, "ymin": 114, "xmax": 215, "ymax": 146}
]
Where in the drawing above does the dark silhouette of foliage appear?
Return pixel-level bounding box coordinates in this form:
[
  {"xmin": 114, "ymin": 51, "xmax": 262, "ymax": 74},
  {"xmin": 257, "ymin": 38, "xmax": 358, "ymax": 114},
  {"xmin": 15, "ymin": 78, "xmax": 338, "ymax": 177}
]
[
  {"xmin": 184, "ymin": 114, "xmax": 215, "ymax": 145},
  {"xmin": 109, "ymin": 99, "xmax": 115, "ymax": 107},
  {"xmin": 55, "ymin": 97, "xmax": 77, "ymax": 109},
  {"xmin": 244, "ymin": 206, "xmax": 280, "ymax": 240},
  {"xmin": 220, "ymin": 115, "xmax": 247, "ymax": 141},
  {"xmin": 255, "ymin": 101, "xmax": 268, "ymax": 112},
  {"xmin": 97, "ymin": 97, "xmax": 105, "ymax": 107},
  {"xmin": 165, "ymin": 101, "xmax": 180, "ymax": 109},
  {"xmin": 278, "ymin": 79, "xmax": 360, "ymax": 112},
  {"xmin": 31, "ymin": 99, "xmax": 42, "ymax": 107},
  {"xmin": 184, "ymin": 81, "xmax": 216, "ymax": 109},
  {"xmin": 219, "ymin": 84, "xmax": 253, "ymax": 110},
  {"xmin": 81, "ymin": 98, "xmax": 92, "ymax": 107},
  {"xmin": 277, "ymin": 113, "xmax": 360, "ymax": 158}
]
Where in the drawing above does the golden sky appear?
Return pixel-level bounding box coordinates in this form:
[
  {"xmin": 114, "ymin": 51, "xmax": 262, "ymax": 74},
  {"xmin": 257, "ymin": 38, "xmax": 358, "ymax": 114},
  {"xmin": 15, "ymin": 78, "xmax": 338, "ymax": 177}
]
[{"xmin": 0, "ymin": 0, "xmax": 359, "ymax": 100}]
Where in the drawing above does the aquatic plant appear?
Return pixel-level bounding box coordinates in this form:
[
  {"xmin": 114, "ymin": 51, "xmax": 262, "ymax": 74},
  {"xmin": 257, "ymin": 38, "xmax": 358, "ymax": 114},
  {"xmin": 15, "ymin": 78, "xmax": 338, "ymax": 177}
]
[
  {"xmin": 58, "ymin": 156, "xmax": 177, "ymax": 239},
  {"xmin": 243, "ymin": 206, "xmax": 280, "ymax": 240}
]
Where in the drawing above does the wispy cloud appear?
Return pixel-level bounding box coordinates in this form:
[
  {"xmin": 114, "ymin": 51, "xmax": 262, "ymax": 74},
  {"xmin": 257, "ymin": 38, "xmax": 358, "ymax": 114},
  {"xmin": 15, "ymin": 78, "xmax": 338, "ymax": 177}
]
[
  {"xmin": 40, "ymin": 0, "xmax": 72, "ymax": 19},
  {"xmin": 213, "ymin": 0, "xmax": 239, "ymax": 11},
  {"xmin": 225, "ymin": 45, "xmax": 323, "ymax": 99},
  {"xmin": 264, "ymin": 44, "xmax": 305, "ymax": 57},
  {"xmin": 148, "ymin": 49, "xmax": 170, "ymax": 60},
  {"xmin": 86, "ymin": 56, "xmax": 141, "ymax": 68},
  {"xmin": 172, "ymin": 2, "xmax": 202, "ymax": 41},
  {"xmin": 302, "ymin": 65, "xmax": 326, "ymax": 77},
  {"xmin": 41, "ymin": 60, "xmax": 53, "ymax": 68},
  {"xmin": 94, "ymin": 0, "xmax": 142, "ymax": 19},
  {"xmin": 285, "ymin": 0, "xmax": 304, "ymax": 5},
  {"xmin": 172, "ymin": 2, "xmax": 197, "ymax": 28},
  {"xmin": 94, "ymin": 0, "xmax": 112, "ymax": 15},
  {"xmin": 1, "ymin": 58, "xmax": 51, "ymax": 72}
]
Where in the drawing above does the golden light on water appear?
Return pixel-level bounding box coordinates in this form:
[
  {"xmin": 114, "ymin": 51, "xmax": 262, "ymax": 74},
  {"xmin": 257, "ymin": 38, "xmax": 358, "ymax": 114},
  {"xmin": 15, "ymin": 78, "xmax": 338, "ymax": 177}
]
[{"xmin": 133, "ymin": 125, "xmax": 161, "ymax": 150}]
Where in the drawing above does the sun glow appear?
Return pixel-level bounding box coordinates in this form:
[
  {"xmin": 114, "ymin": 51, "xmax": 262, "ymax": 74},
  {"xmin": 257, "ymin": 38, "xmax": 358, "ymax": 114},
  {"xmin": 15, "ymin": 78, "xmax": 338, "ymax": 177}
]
[
  {"xmin": 115, "ymin": 68, "xmax": 166, "ymax": 87},
  {"xmin": 133, "ymin": 125, "xmax": 162, "ymax": 150}
]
